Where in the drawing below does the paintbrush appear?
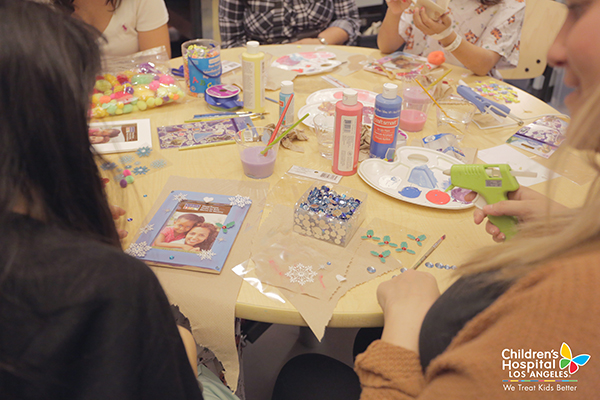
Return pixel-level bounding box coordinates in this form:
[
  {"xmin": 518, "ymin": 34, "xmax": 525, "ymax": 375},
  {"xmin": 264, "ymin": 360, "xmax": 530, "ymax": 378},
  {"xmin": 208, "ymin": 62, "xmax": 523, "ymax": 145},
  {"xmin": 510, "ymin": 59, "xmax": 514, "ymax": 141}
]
[{"xmin": 411, "ymin": 234, "xmax": 446, "ymax": 270}]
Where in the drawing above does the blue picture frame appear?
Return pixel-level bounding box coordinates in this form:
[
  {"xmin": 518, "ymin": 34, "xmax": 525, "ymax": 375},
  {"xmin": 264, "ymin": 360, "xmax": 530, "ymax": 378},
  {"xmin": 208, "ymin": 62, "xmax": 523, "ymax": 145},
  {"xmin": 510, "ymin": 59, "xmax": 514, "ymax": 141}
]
[{"xmin": 127, "ymin": 190, "xmax": 252, "ymax": 274}]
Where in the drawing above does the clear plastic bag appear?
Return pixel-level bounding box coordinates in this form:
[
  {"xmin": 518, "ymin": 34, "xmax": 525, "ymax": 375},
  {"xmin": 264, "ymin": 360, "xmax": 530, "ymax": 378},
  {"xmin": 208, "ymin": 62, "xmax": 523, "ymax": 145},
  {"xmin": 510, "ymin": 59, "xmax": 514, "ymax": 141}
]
[{"xmin": 90, "ymin": 46, "xmax": 186, "ymax": 119}]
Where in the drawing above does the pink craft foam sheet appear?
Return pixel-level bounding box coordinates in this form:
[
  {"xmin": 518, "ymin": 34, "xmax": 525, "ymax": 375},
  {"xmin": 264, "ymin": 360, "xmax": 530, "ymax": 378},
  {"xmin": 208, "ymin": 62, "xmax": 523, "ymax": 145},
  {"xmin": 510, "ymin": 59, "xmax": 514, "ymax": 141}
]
[{"xmin": 358, "ymin": 146, "xmax": 475, "ymax": 210}]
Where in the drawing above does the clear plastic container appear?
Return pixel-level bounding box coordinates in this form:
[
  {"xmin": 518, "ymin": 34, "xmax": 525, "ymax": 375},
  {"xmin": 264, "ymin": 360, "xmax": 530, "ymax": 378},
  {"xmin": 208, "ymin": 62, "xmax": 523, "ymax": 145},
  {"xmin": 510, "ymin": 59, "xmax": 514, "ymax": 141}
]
[{"xmin": 399, "ymin": 87, "xmax": 432, "ymax": 132}]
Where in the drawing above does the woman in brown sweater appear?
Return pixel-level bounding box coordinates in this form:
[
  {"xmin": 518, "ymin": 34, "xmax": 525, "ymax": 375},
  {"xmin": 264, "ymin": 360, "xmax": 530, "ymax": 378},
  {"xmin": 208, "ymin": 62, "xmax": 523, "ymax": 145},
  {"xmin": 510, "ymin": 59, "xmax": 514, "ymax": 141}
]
[{"xmin": 355, "ymin": 0, "xmax": 600, "ymax": 397}]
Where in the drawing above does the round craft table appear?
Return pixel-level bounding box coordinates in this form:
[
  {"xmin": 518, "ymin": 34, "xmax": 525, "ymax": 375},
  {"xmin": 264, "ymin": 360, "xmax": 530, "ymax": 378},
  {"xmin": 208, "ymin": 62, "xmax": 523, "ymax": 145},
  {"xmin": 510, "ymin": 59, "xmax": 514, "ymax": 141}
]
[{"xmin": 103, "ymin": 45, "xmax": 589, "ymax": 328}]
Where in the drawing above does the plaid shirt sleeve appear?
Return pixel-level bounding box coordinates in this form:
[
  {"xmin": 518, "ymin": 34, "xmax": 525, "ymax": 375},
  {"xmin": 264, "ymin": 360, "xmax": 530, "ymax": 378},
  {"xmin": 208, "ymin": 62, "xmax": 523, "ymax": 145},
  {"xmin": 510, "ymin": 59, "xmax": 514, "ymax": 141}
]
[
  {"xmin": 219, "ymin": 0, "xmax": 248, "ymax": 49},
  {"xmin": 329, "ymin": 0, "xmax": 361, "ymax": 45}
]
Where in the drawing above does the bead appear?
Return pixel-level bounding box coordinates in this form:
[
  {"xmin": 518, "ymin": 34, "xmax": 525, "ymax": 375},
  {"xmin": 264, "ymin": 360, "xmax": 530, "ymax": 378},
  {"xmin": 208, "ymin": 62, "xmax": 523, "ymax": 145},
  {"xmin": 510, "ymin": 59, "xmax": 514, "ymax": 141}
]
[
  {"xmin": 425, "ymin": 262, "xmax": 434, "ymax": 268},
  {"xmin": 400, "ymin": 268, "xmax": 407, "ymax": 273},
  {"xmin": 169, "ymin": 256, "xmax": 175, "ymax": 260},
  {"xmin": 327, "ymin": 261, "xmax": 331, "ymax": 265},
  {"xmin": 127, "ymin": 218, "xmax": 133, "ymax": 222},
  {"xmin": 367, "ymin": 266, "xmax": 376, "ymax": 274},
  {"xmin": 435, "ymin": 263, "xmax": 443, "ymax": 269}
]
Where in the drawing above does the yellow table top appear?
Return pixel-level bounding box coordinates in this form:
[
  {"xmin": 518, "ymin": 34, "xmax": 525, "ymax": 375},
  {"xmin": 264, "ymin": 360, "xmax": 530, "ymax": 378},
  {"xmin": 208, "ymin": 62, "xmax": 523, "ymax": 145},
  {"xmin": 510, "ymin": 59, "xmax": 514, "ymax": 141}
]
[{"xmin": 103, "ymin": 45, "xmax": 589, "ymax": 328}]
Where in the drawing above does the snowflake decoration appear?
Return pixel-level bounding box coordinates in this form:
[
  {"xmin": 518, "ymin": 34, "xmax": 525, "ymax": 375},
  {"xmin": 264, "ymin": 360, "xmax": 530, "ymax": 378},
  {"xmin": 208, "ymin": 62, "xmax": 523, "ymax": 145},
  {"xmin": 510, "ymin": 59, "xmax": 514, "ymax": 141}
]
[
  {"xmin": 100, "ymin": 162, "xmax": 117, "ymax": 171},
  {"xmin": 125, "ymin": 241, "xmax": 152, "ymax": 258},
  {"xmin": 136, "ymin": 146, "xmax": 152, "ymax": 157},
  {"xmin": 119, "ymin": 155, "xmax": 134, "ymax": 164},
  {"xmin": 139, "ymin": 224, "xmax": 154, "ymax": 234},
  {"xmin": 285, "ymin": 263, "xmax": 318, "ymax": 286},
  {"xmin": 229, "ymin": 194, "xmax": 252, "ymax": 208},
  {"xmin": 132, "ymin": 166, "xmax": 149, "ymax": 175},
  {"xmin": 173, "ymin": 192, "xmax": 188, "ymax": 202},
  {"xmin": 150, "ymin": 159, "xmax": 167, "ymax": 169},
  {"xmin": 198, "ymin": 249, "xmax": 216, "ymax": 260}
]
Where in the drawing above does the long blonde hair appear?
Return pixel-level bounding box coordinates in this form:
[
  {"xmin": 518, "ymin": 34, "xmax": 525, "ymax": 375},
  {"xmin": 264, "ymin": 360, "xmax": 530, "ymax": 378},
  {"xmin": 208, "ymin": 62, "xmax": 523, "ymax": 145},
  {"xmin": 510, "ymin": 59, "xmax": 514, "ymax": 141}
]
[{"xmin": 459, "ymin": 83, "xmax": 600, "ymax": 281}]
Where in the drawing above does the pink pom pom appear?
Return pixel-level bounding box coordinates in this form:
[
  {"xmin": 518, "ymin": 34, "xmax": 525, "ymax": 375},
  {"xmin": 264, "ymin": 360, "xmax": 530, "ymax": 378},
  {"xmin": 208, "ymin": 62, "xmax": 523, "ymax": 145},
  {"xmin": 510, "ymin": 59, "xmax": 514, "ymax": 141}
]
[
  {"xmin": 159, "ymin": 74, "xmax": 175, "ymax": 85},
  {"xmin": 148, "ymin": 80, "xmax": 160, "ymax": 91}
]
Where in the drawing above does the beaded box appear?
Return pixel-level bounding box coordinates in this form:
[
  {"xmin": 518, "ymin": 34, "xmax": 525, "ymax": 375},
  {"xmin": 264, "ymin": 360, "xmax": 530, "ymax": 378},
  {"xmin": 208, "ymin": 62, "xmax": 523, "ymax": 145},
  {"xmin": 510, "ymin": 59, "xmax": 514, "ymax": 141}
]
[{"xmin": 293, "ymin": 184, "xmax": 367, "ymax": 247}]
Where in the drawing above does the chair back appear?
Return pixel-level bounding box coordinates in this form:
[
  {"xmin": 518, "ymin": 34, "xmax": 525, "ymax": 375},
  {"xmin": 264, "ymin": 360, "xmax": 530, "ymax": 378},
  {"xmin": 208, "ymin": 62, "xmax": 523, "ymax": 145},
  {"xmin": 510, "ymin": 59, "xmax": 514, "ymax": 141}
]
[{"xmin": 498, "ymin": 0, "xmax": 567, "ymax": 80}]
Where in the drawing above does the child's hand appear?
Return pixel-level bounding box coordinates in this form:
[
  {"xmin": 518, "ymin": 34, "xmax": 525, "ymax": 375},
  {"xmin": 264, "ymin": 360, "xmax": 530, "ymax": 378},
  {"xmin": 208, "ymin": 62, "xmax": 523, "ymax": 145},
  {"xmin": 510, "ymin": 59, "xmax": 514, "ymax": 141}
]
[
  {"xmin": 386, "ymin": 0, "xmax": 412, "ymax": 15},
  {"xmin": 110, "ymin": 205, "xmax": 128, "ymax": 239},
  {"xmin": 413, "ymin": 7, "xmax": 452, "ymax": 36}
]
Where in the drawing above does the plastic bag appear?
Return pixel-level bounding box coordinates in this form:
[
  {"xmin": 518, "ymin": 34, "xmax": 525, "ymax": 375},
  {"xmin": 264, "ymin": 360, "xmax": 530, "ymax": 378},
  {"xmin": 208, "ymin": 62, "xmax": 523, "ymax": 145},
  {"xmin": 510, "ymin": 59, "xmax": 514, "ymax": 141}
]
[{"xmin": 90, "ymin": 46, "xmax": 186, "ymax": 119}]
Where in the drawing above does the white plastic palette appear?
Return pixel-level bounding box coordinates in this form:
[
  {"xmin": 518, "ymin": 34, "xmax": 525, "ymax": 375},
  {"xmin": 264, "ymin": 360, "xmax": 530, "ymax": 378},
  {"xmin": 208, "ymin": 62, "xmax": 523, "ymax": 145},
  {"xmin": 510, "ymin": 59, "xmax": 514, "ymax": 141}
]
[
  {"xmin": 358, "ymin": 147, "xmax": 475, "ymax": 210},
  {"xmin": 271, "ymin": 52, "xmax": 342, "ymax": 75}
]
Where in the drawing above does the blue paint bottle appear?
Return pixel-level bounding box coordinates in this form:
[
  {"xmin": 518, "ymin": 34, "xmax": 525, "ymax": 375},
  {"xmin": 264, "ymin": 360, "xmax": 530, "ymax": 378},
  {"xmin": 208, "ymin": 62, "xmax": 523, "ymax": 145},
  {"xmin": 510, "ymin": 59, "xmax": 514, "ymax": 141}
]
[{"xmin": 370, "ymin": 83, "xmax": 402, "ymax": 161}]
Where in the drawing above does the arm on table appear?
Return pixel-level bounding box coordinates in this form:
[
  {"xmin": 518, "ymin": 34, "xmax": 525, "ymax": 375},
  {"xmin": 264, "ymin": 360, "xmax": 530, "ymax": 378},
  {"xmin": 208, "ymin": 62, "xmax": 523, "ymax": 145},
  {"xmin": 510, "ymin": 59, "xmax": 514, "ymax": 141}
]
[{"xmin": 138, "ymin": 23, "xmax": 171, "ymax": 57}]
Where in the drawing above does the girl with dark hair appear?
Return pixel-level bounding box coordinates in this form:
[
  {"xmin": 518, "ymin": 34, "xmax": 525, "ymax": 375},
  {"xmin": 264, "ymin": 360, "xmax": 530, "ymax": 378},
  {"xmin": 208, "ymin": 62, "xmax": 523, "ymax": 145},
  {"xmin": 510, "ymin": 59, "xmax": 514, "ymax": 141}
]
[
  {"xmin": 51, "ymin": 0, "xmax": 171, "ymax": 57},
  {"xmin": 377, "ymin": 0, "xmax": 525, "ymax": 76},
  {"xmin": 169, "ymin": 223, "xmax": 220, "ymax": 252},
  {"xmin": 0, "ymin": 1, "xmax": 202, "ymax": 398}
]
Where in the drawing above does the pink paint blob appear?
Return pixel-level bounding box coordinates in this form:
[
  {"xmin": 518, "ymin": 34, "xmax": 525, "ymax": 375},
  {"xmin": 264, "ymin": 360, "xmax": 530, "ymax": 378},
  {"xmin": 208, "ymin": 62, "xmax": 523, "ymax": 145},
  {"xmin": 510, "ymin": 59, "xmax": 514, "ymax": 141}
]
[
  {"xmin": 399, "ymin": 109, "xmax": 427, "ymax": 132},
  {"xmin": 240, "ymin": 146, "xmax": 277, "ymax": 179},
  {"xmin": 426, "ymin": 190, "xmax": 451, "ymax": 205}
]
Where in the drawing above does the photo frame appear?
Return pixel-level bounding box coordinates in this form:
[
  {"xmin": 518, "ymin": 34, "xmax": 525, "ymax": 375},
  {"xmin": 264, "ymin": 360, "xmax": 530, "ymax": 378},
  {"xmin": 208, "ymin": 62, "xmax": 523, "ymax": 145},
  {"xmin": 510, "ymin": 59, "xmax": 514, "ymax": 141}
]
[{"xmin": 126, "ymin": 190, "xmax": 252, "ymax": 274}]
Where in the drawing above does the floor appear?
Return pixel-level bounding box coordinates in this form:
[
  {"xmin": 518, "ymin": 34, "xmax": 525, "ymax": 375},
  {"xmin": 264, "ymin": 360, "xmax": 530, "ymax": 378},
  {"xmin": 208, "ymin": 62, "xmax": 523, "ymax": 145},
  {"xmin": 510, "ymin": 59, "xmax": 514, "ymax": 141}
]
[{"xmin": 239, "ymin": 325, "xmax": 360, "ymax": 400}]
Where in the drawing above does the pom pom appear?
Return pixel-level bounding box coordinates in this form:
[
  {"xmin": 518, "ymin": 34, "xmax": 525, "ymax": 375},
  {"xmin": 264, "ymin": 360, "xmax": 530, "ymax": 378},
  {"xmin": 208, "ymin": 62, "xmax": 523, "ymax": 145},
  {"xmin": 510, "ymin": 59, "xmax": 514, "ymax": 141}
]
[{"xmin": 427, "ymin": 51, "xmax": 446, "ymax": 66}]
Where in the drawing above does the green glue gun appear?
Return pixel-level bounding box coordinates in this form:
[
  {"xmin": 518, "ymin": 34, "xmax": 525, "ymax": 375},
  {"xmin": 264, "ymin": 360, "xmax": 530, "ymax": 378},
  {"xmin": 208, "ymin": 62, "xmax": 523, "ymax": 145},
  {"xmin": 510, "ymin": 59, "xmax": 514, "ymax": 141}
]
[{"xmin": 445, "ymin": 164, "xmax": 532, "ymax": 240}]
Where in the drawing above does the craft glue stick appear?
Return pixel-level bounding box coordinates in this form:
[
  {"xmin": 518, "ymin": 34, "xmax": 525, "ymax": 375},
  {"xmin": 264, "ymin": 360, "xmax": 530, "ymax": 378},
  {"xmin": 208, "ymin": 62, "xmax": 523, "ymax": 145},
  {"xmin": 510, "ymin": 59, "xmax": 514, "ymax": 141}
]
[
  {"xmin": 242, "ymin": 41, "xmax": 265, "ymax": 113},
  {"xmin": 279, "ymin": 80, "xmax": 294, "ymax": 127},
  {"xmin": 370, "ymin": 83, "xmax": 402, "ymax": 161},
  {"xmin": 333, "ymin": 89, "xmax": 363, "ymax": 176}
]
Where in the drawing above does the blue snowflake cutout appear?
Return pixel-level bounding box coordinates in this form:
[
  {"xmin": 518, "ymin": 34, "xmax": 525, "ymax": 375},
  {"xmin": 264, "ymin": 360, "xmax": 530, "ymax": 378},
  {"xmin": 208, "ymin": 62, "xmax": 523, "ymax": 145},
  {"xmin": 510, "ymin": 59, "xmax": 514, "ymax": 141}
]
[
  {"xmin": 100, "ymin": 162, "xmax": 117, "ymax": 171},
  {"xmin": 132, "ymin": 166, "xmax": 150, "ymax": 175},
  {"xmin": 150, "ymin": 159, "xmax": 167, "ymax": 169},
  {"xmin": 119, "ymin": 155, "xmax": 134, "ymax": 164},
  {"xmin": 136, "ymin": 146, "xmax": 152, "ymax": 157}
]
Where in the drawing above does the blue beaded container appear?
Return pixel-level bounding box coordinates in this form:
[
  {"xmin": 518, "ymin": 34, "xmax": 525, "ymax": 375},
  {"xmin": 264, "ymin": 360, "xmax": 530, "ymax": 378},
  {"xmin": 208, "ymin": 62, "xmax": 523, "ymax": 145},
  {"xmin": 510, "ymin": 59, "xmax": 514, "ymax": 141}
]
[{"xmin": 293, "ymin": 183, "xmax": 367, "ymax": 247}]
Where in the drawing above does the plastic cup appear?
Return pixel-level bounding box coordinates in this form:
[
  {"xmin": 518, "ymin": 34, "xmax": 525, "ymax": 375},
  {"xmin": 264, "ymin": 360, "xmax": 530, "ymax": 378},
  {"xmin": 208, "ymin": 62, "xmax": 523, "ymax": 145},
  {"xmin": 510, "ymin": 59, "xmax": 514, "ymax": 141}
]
[
  {"xmin": 313, "ymin": 113, "xmax": 335, "ymax": 160},
  {"xmin": 399, "ymin": 86, "xmax": 433, "ymax": 132},
  {"xmin": 235, "ymin": 127, "xmax": 279, "ymax": 179},
  {"xmin": 181, "ymin": 39, "xmax": 222, "ymax": 97},
  {"xmin": 436, "ymin": 94, "xmax": 477, "ymax": 134}
]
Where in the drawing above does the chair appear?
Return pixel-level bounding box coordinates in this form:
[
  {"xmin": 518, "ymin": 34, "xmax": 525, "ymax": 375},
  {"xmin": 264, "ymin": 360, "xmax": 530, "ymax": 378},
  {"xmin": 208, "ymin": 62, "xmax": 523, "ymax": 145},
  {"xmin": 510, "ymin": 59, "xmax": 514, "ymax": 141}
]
[{"xmin": 497, "ymin": 0, "xmax": 567, "ymax": 80}]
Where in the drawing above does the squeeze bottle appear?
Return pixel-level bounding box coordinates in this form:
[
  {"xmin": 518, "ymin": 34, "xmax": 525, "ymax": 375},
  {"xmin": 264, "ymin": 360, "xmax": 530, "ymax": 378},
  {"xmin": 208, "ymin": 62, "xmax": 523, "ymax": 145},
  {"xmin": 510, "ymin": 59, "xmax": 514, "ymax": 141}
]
[
  {"xmin": 279, "ymin": 80, "xmax": 294, "ymax": 127},
  {"xmin": 370, "ymin": 83, "xmax": 402, "ymax": 161},
  {"xmin": 241, "ymin": 41, "xmax": 265, "ymax": 113},
  {"xmin": 333, "ymin": 89, "xmax": 363, "ymax": 176}
]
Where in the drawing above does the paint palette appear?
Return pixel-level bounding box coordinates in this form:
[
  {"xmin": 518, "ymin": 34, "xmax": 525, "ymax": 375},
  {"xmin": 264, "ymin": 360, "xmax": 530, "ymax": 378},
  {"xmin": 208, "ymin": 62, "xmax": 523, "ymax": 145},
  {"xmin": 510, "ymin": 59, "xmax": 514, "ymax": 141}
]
[
  {"xmin": 271, "ymin": 52, "xmax": 342, "ymax": 75},
  {"xmin": 358, "ymin": 147, "xmax": 475, "ymax": 210}
]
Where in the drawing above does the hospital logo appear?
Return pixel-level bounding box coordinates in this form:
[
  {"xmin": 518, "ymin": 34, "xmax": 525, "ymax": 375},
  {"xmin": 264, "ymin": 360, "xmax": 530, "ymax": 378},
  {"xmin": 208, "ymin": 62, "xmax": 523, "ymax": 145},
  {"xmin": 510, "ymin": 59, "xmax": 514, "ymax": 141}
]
[{"xmin": 560, "ymin": 342, "xmax": 590, "ymax": 374}]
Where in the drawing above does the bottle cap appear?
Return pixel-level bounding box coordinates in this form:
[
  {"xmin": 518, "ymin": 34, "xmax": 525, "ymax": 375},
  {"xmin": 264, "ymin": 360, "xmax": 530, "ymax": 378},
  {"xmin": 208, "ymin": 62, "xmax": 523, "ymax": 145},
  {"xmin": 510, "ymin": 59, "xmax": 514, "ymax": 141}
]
[
  {"xmin": 281, "ymin": 80, "xmax": 294, "ymax": 94},
  {"xmin": 342, "ymin": 89, "xmax": 358, "ymax": 106},
  {"xmin": 382, "ymin": 83, "xmax": 398, "ymax": 100},
  {"xmin": 246, "ymin": 41, "xmax": 260, "ymax": 54}
]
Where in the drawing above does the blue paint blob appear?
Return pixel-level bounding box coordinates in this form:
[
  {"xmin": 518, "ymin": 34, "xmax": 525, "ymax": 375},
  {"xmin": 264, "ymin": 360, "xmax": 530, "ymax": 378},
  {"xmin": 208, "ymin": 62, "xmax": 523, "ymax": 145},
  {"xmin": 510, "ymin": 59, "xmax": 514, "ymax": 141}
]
[
  {"xmin": 399, "ymin": 186, "xmax": 422, "ymax": 198},
  {"xmin": 407, "ymin": 165, "xmax": 438, "ymax": 189}
]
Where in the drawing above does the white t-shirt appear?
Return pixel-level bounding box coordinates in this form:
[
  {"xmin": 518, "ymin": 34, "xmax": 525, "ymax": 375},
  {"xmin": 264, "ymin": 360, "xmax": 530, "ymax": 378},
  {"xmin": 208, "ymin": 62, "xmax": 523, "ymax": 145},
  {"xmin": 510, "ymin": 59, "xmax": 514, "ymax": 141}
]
[
  {"xmin": 100, "ymin": 0, "xmax": 169, "ymax": 57},
  {"xmin": 399, "ymin": 0, "xmax": 525, "ymax": 74}
]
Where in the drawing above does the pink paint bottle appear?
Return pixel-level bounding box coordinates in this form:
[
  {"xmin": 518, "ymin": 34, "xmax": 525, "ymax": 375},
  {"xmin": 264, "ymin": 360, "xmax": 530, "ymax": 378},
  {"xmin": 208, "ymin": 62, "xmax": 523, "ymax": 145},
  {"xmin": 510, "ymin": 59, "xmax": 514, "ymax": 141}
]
[{"xmin": 333, "ymin": 89, "xmax": 363, "ymax": 176}]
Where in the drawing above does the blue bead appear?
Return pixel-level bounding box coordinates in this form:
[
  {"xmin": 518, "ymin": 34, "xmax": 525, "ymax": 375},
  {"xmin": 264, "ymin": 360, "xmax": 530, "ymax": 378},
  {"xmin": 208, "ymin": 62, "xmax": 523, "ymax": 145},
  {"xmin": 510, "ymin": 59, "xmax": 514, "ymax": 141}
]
[{"xmin": 400, "ymin": 268, "xmax": 407, "ymax": 273}]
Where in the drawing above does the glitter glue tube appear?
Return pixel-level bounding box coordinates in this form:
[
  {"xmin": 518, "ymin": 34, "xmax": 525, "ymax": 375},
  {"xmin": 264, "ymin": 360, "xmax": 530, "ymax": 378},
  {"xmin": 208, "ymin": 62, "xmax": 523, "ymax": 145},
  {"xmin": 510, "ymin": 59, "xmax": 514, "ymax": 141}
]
[
  {"xmin": 241, "ymin": 41, "xmax": 265, "ymax": 113},
  {"xmin": 279, "ymin": 80, "xmax": 294, "ymax": 127},
  {"xmin": 333, "ymin": 89, "xmax": 363, "ymax": 176},
  {"xmin": 370, "ymin": 83, "xmax": 402, "ymax": 161}
]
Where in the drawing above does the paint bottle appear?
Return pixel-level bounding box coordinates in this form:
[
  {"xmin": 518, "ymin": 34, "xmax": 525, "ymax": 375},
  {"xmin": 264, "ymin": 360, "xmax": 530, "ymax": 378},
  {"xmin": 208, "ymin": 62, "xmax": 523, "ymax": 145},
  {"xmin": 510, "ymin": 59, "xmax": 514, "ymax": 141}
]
[
  {"xmin": 241, "ymin": 41, "xmax": 265, "ymax": 113},
  {"xmin": 333, "ymin": 89, "xmax": 363, "ymax": 176},
  {"xmin": 370, "ymin": 83, "xmax": 402, "ymax": 161},
  {"xmin": 279, "ymin": 80, "xmax": 294, "ymax": 127}
]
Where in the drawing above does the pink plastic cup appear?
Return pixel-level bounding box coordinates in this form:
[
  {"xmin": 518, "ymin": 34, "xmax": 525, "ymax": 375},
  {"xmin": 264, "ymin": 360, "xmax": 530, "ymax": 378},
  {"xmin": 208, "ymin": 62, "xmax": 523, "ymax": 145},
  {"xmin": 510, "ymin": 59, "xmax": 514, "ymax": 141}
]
[{"xmin": 399, "ymin": 87, "xmax": 432, "ymax": 132}]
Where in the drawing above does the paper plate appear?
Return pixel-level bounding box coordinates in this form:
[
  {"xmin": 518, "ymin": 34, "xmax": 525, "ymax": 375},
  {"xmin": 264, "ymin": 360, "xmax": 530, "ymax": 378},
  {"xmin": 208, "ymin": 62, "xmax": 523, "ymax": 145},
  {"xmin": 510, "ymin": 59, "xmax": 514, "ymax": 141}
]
[
  {"xmin": 305, "ymin": 88, "xmax": 377, "ymax": 106},
  {"xmin": 358, "ymin": 146, "xmax": 475, "ymax": 210},
  {"xmin": 271, "ymin": 52, "xmax": 342, "ymax": 75}
]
